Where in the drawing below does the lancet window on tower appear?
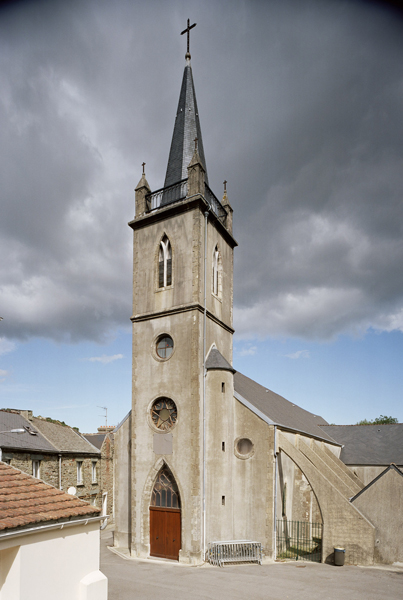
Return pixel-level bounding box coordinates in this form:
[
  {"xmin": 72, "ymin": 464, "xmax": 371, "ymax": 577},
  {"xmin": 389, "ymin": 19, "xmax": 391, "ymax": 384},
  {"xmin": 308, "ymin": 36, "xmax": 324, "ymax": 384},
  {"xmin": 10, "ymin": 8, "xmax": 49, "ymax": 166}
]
[
  {"xmin": 212, "ymin": 244, "xmax": 222, "ymax": 298},
  {"xmin": 158, "ymin": 235, "xmax": 172, "ymax": 288}
]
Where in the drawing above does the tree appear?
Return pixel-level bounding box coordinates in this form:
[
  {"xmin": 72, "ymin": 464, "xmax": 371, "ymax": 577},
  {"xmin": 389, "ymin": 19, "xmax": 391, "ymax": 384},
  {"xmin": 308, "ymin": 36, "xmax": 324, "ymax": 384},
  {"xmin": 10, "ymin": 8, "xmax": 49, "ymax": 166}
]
[{"xmin": 356, "ymin": 415, "xmax": 398, "ymax": 425}]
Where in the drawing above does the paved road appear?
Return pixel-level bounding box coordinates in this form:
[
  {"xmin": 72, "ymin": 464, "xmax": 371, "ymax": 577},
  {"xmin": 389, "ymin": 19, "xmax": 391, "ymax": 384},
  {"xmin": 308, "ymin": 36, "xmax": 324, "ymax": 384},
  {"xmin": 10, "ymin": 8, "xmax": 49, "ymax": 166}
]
[{"xmin": 100, "ymin": 530, "xmax": 403, "ymax": 600}]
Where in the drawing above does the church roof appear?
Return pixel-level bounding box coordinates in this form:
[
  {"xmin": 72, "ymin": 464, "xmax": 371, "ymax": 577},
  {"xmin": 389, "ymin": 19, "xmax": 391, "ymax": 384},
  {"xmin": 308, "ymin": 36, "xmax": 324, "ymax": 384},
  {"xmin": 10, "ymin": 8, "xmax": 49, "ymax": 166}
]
[
  {"xmin": 206, "ymin": 348, "xmax": 235, "ymax": 372},
  {"xmin": 164, "ymin": 58, "xmax": 208, "ymax": 187},
  {"xmin": 234, "ymin": 371, "xmax": 336, "ymax": 443},
  {"xmin": 319, "ymin": 424, "xmax": 403, "ymax": 465}
]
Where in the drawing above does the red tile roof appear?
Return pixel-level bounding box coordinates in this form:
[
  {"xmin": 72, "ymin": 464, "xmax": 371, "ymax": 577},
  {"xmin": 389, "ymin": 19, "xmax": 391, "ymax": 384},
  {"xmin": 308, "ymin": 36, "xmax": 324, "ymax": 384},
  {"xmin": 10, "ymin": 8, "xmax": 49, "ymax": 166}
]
[{"xmin": 0, "ymin": 462, "xmax": 100, "ymax": 532}]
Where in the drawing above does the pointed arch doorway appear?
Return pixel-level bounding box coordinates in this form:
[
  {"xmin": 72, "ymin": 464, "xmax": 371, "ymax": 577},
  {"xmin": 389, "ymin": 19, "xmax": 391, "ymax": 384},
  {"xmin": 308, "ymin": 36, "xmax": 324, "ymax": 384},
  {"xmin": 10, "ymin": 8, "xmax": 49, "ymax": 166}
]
[{"xmin": 150, "ymin": 466, "xmax": 181, "ymax": 560}]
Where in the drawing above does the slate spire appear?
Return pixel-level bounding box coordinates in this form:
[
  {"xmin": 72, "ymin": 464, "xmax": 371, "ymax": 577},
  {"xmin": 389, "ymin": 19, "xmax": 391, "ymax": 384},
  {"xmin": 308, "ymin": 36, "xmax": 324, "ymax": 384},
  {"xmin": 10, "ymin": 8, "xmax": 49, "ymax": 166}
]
[{"xmin": 164, "ymin": 55, "xmax": 209, "ymax": 187}]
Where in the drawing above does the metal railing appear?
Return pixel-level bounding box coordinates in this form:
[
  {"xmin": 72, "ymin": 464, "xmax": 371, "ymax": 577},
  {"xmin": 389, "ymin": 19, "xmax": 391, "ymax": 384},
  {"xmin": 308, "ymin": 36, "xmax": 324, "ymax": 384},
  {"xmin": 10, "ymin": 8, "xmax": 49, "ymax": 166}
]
[
  {"xmin": 205, "ymin": 184, "xmax": 227, "ymax": 223},
  {"xmin": 145, "ymin": 179, "xmax": 227, "ymax": 226},
  {"xmin": 276, "ymin": 519, "xmax": 322, "ymax": 563},
  {"xmin": 208, "ymin": 540, "xmax": 263, "ymax": 567},
  {"xmin": 146, "ymin": 179, "xmax": 188, "ymax": 211}
]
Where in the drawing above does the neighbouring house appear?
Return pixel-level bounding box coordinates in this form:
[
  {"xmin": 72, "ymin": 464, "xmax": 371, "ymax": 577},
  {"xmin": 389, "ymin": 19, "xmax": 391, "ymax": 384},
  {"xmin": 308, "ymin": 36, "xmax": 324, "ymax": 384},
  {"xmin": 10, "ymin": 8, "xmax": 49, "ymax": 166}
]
[
  {"xmin": 0, "ymin": 410, "xmax": 61, "ymax": 484},
  {"xmin": 319, "ymin": 424, "xmax": 403, "ymax": 486},
  {"xmin": 0, "ymin": 409, "xmax": 106, "ymax": 511},
  {"xmin": 0, "ymin": 462, "xmax": 107, "ymax": 599},
  {"xmin": 83, "ymin": 429, "xmax": 114, "ymax": 520},
  {"xmin": 350, "ymin": 464, "xmax": 403, "ymax": 564}
]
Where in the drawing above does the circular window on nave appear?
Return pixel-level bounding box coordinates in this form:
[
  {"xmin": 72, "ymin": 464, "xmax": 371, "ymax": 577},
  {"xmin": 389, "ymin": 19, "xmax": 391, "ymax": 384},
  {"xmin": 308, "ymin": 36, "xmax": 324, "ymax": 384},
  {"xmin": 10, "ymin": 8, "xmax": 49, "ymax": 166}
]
[
  {"xmin": 156, "ymin": 335, "xmax": 174, "ymax": 359},
  {"xmin": 151, "ymin": 397, "xmax": 177, "ymax": 431},
  {"xmin": 235, "ymin": 437, "xmax": 254, "ymax": 459}
]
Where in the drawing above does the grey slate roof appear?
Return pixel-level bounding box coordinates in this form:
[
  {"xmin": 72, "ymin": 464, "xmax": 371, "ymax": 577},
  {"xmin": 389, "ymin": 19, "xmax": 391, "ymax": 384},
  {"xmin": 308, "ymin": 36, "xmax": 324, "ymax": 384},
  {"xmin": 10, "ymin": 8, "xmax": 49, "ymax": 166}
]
[
  {"xmin": 83, "ymin": 434, "xmax": 106, "ymax": 450},
  {"xmin": 0, "ymin": 411, "xmax": 56, "ymax": 453},
  {"xmin": 30, "ymin": 417, "xmax": 100, "ymax": 455},
  {"xmin": 319, "ymin": 424, "xmax": 403, "ymax": 465},
  {"xmin": 163, "ymin": 58, "xmax": 208, "ymax": 188},
  {"xmin": 206, "ymin": 348, "xmax": 235, "ymax": 373},
  {"xmin": 234, "ymin": 372, "xmax": 335, "ymax": 443}
]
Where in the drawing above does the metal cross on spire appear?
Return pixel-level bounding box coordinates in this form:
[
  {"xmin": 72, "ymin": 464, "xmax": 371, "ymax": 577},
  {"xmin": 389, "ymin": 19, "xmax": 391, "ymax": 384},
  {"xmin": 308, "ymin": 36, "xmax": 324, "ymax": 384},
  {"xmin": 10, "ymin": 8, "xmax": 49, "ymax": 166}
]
[{"xmin": 181, "ymin": 18, "xmax": 196, "ymax": 56}]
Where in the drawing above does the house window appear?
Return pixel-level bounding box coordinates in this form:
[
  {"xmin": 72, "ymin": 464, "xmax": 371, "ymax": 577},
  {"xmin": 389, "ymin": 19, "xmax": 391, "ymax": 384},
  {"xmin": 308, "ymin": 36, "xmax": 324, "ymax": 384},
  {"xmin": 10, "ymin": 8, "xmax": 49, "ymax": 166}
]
[
  {"xmin": 221, "ymin": 382, "xmax": 225, "ymax": 393},
  {"xmin": 32, "ymin": 460, "xmax": 41, "ymax": 479},
  {"xmin": 158, "ymin": 235, "xmax": 172, "ymax": 288},
  {"xmin": 212, "ymin": 245, "xmax": 222, "ymax": 298},
  {"xmin": 92, "ymin": 461, "xmax": 97, "ymax": 483},
  {"xmin": 77, "ymin": 460, "xmax": 83, "ymax": 485}
]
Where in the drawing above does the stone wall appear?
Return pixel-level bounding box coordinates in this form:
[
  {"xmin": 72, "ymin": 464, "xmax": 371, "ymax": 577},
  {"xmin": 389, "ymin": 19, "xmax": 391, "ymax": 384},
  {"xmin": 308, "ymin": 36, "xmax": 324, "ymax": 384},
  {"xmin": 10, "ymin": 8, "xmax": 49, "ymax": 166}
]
[
  {"xmin": 60, "ymin": 456, "xmax": 100, "ymax": 504},
  {"xmin": 3, "ymin": 453, "xmax": 59, "ymax": 488},
  {"xmin": 99, "ymin": 434, "xmax": 114, "ymax": 518}
]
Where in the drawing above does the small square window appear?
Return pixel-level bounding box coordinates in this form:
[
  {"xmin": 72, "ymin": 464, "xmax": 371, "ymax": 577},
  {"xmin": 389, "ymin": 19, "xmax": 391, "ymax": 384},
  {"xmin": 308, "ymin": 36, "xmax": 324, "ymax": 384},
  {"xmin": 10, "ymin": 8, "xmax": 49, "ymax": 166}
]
[{"xmin": 77, "ymin": 461, "xmax": 83, "ymax": 485}]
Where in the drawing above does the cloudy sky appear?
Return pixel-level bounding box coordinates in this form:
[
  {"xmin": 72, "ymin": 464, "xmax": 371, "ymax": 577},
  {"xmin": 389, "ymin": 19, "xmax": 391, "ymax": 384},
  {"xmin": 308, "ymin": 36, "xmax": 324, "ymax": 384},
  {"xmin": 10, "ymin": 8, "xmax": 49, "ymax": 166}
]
[{"xmin": 1, "ymin": 0, "xmax": 402, "ymax": 431}]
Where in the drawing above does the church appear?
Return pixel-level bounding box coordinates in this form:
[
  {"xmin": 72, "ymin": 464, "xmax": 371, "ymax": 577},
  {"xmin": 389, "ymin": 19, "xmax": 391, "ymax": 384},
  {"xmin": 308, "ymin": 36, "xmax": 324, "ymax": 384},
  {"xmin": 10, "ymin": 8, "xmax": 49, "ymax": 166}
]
[{"xmin": 113, "ymin": 23, "xmax": 399, "ymax": 566}]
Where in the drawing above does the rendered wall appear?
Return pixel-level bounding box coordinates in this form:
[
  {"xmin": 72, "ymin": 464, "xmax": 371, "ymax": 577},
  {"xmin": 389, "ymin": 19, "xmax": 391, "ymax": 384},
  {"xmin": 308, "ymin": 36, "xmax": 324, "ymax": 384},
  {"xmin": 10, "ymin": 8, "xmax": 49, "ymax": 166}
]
[
  {"xmin": 114, "ymin": 414, "xmax": 131, "ymax": 549},
  {"xmin": 352, "ymin": 467, "xmax": 403, "ymax": 564},
  {"xmin": 205, "ymin": 380, "xmax": 275, "ymax": 561},
  {"xmin": 129, "ymin": 199, "xmax": 234, "ymax": 564},
  {"xmin": 0, "ymin": 522, "xmax": 107, "ymax": 600},
  {"xmin": 349, "ymin": 466, "xmax": 389, "ymax": 486}
]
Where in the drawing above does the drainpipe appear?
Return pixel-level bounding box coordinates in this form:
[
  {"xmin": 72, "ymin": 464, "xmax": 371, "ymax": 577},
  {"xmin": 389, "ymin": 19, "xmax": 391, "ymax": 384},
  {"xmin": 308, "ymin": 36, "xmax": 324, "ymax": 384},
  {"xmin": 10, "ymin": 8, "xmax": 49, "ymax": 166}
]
[
  {"xmin": 59, "ymin": 454, "xmax": 62, "ymax": 490},
  {"xmin": 273, "ymin": 425, "xmax": 277, "ymax": 560},
  {"xmin": 202, "ymin": 208, "xmax": 209, "ymax": 560}
]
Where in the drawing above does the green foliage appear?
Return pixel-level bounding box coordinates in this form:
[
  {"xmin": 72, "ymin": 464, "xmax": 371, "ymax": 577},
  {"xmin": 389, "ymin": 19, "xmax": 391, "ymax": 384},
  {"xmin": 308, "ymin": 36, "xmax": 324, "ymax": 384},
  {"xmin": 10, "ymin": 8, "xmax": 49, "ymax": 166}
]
[{"xmin": 356, "ymin": 415, "xmax": 398, "ymax": 425}]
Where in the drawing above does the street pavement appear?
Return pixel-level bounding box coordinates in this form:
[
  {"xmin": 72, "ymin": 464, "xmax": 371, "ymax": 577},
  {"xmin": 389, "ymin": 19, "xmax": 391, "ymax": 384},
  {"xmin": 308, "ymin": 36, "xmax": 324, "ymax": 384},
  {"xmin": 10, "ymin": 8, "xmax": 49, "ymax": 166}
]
[{"xmin": 100, "ymin": 530, "xmax": 403, "ymax": 600}]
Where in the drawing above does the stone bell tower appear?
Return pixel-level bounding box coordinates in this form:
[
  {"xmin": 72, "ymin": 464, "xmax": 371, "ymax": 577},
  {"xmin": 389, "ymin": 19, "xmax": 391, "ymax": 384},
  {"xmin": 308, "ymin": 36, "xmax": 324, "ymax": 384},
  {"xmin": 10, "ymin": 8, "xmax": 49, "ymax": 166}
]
[{"xmin": 115, "ymin": 22, "xmax": 237, "ymax": 564}]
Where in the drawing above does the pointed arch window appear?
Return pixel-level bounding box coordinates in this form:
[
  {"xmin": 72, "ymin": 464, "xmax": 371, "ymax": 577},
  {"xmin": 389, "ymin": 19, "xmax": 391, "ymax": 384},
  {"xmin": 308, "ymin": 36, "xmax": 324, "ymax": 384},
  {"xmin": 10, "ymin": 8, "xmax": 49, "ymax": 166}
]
[
  {"xmin": 151, "ymin": 466, "xmax": 181, "ymax": 509},
  {"xmin": 212, "ymin": 244, "xmax": 222, "ymax": 298},
  {"xmin": 158, "ymin": 235, "xmax": 172, "ymax": 288}
]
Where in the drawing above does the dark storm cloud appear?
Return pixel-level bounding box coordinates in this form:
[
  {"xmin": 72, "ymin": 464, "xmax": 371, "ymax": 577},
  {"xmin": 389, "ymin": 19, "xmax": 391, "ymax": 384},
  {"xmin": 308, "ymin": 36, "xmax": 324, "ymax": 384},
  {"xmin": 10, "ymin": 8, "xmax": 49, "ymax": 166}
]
[{"xmin": 0, "ymin": 0, "xmax": 402, "ymax": 342}]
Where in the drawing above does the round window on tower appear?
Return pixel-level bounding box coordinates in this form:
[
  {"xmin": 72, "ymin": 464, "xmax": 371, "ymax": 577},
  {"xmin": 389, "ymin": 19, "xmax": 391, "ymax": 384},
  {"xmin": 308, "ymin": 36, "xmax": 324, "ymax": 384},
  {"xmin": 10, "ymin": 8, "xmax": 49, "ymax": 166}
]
[
  {"xmin": 234, "ymin": 437, "xmax": 254, "ymax": 460},
  {"xmin": 150, "ymin": 397, "xmax": 178, "ymax": 432},
  {"xmin": 155, "ymin": 335, "xmax": 174, "ymax": 360}
]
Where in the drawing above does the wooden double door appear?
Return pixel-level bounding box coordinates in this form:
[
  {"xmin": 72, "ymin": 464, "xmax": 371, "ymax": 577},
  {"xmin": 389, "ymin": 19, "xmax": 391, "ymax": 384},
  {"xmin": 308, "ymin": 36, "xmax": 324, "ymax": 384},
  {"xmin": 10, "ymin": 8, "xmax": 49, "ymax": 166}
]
[{"xmin": 150, "ymin": 506, "xmax": 181, "ymax": 560}]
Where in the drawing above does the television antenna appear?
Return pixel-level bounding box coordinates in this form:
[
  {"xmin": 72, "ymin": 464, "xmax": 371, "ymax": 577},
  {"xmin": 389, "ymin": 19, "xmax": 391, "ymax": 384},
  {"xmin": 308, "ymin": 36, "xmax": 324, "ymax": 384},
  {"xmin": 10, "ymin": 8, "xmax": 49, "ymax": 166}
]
[{"xmin": 98, "ymin": 406, "xmax": 108, "ymax": 427}]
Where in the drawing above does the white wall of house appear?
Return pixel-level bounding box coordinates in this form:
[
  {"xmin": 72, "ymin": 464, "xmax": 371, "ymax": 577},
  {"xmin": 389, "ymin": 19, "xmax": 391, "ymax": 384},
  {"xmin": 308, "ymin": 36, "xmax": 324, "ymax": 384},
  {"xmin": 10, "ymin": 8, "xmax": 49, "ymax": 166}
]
[{"xmin": 0, "ymin": 520, "xmax": 107, "ymax": 600}]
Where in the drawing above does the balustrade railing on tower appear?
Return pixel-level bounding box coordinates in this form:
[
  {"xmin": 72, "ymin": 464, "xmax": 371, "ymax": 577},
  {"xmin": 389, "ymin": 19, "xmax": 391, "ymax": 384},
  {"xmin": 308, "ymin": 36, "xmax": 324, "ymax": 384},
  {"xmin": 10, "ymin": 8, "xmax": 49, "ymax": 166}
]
[{"xmin": 146, "ymin": 179, "xmax": 227, "ymax": 226}]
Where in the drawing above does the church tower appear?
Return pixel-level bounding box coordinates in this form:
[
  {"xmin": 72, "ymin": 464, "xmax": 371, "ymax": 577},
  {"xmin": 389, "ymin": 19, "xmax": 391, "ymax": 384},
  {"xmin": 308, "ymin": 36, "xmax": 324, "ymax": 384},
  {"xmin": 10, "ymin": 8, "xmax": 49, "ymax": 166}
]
[{"xmin": 125, "ymin": 23, "xmax": 237, "ymax": 564}]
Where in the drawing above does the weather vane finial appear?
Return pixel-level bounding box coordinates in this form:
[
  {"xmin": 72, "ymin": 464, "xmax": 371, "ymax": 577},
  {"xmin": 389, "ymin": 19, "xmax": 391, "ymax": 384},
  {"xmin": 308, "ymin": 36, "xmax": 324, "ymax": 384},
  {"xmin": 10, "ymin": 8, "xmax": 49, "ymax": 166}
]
[{"xmin": 181, "ymin": 18, "xmax": 196, "ymax": 58}]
